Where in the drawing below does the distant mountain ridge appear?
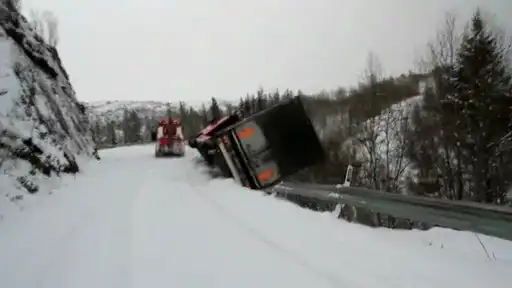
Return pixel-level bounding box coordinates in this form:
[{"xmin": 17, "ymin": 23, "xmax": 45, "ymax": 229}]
[{"xmin": 85, "ymin": 100, "xmax": 178, "ymax": 124}]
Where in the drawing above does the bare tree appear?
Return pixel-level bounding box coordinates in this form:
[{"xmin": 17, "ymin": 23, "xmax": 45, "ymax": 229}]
[
  {"xmin": 356, "ymin": 99, "xmax": 411, "ymax": 193},
  {"xmin": 28, "ymin": 9, "xmax": 59, "ymax": 47},
  {"xmin": 42, "ymin": 10, "xmax": 59, "ymax": 47},
  {"xmin": 356, "ymin": 117, "xmax": 380, "ymax": 189},
  {"xmin": 11, "ymin": 0, "xmax": 21, "ymax": 10},
  {"xmin": 381, "ymin": 103, "xmax": 411, "ymax": 192},
  {"xmin": 355, "ymin": 52, "xmax": 384, "ymax": 190},
  {"xmin": 410, "ymin": 12, "xmax": 466, "ymax": 200},
  {"xmin": 347, "ymin": 52, "xmax": 416, "ymax": 226},
  {"xmin": 425, "ymin": 12, "xmax": 459, "ymax": 69},
  {"xmin": 3, "ymin": 0, "xmax": 21, "ymax": 11},
  {"xmin": 29, "ymin": 10, "xmax": 44, "ymax": 37}
]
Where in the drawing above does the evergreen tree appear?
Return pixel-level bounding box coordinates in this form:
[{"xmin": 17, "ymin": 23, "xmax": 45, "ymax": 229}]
[
  {"xmin": 144, "ymin": 116, "xmax": 153, "ymax": 142},
  {"xmin": 250, "ymin": 95, "xmax": 258, "ymax": 113},
  {"xmin": 271, "ymin": 90, "xmax": 281, "ymax": 105},
  {"xmin": 178, "ymin": 101, "xmax": 189, "ymax": 137},
  {"xmin": 225, "ymin": 103, "xmax": 234, "ymax": 115},
  {"xmin": 448, "ymin": 9, "xmax": 512, "ymax": 203},
  {"xmin": 238, "ymin": 97, "xmax": 244, "ymax": 112},
  {"xmin": 256, "ymin": 88, "xmax": 266, "ymax": 112},
  {"xmin": 238, "ymin": 97, "xmax": 248, "ymax": 117},
  {"xmin": 188, "ymin": 106, "xmax": 202, "ymax": 133},
  {"xmin": 200, "ymin": 104, "xmax": 209, "ymax": 126},
  {"xmin": 121, "ymin": 109, "xmax": 130, "ymax": 144},
  {"xmin": 121, "ymin": 109, "xmax": 142, "ymax": 143},
  {"xmin": 129, "ymin": 110, "xmax": 142, "ymax": 143},
  {"xmin": 107, "ymin": 121, "xmax": 116, "ymax": 145},
  {"xmin": 282, "ymin": 89, "xmax": 293, "ymax": 100},
  {"xmin": 166, "ymin": 104, "xmax": 173, "ymax": 118},
  {"xmin": 93, "ymin": 122, "xmax": 102, "ymax": 144},
  {"xmin": 242, "ymin": 95, "xmax": 252, "ymax": 116},
  {"xmin": 178, "ymin": 101, "xmax": 187, "ymax": 120},
  {"xmin": 210, "ymin": 97, "xmax": 222, "ymax": 121}
]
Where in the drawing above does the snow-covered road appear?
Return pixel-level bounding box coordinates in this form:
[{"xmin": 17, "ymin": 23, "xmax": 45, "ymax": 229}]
[{"xmin": 0, "ymin": 145, "xmax": 511, "ymax": 288}]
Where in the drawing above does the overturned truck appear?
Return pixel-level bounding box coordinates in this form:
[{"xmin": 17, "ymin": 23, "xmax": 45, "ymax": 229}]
[{"xmin": 189, "ymin": 96, "xmax": 325, "ymax": 189}]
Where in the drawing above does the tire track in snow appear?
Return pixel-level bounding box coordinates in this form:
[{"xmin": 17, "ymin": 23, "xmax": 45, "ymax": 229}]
[
  {"xmin": 188, "ymin": 185, "xmax": 354, "ymax": 288},
  {"xmin": 194, "ymin": 184, "xmax": 412, "ymax": 288},
  {"xmin": 132, "ymin": 152, "xmax": 336, "ymax": 287},
  {"xmin": 166, "ymin": 151, "xmax": 352, "ymax": 287},
  {"xmin": 33, "ymin": 160, "xmax": 152, "ymax": 288},
  {"xmin": 0, "ymin": 165, "xmax": 114, "ymax": 288}
]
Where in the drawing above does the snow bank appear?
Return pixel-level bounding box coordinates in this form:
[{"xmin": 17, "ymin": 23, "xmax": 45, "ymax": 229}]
[
  {"xmin": 0, "ymin": 3, "xmax": 96, "ymax": 218},
  {"xmin": 198, "ymin": 178, "xmax": 512, "ymax": 287}
]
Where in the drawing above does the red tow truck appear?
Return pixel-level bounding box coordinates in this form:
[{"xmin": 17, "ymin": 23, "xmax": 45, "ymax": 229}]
[{"xmin": 154, "ymin": 117, "xmax": 185, "ymax": 157}]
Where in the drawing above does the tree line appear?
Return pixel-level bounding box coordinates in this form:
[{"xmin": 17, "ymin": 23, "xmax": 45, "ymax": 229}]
[
  {"xmin": 297, "ymin": 10, "xmax": 511, "ymax": 207},
  {"xmin": 407, "ymin": 11, "xmax": 511, "ymax": 205}
]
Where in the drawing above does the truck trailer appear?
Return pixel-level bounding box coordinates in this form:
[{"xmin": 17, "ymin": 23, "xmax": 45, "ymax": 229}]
[{"xmin": 189, "ymin": 96, "xmax": 325, "ymax": 189}]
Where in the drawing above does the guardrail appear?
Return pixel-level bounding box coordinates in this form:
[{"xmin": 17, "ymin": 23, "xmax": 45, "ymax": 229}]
[{"xmin": 269, "ymin": 182, "xmax": 512, "ymax": 242}]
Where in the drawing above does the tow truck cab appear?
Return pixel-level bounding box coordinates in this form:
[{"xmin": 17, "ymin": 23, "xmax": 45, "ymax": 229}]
[{"xmin": 155, "ymin": 118, "xmax": 185, "ymax": 157}]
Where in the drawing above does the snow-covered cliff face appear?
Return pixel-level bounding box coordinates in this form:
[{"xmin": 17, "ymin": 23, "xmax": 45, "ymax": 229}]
[{"xmin": 0, "ymin": 3, "xmax": 96, "ymax": 212}]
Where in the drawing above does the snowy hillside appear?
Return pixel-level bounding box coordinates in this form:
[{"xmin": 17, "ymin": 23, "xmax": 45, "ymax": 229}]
[
  {"xmin": 86, "ymin": 100, "xmax": 177, "ymax": 124},
  {"xmin": 306, "ymin": 78, "xmax": 427, "ymax": 189},
  {"xmin": 0, "ymin": 3, "xmax": 95, "ymax": 215},
  {"xmin": 86, "ymin": 99, "xmax": 235, "ymax": 145},
  {"xmin": 86, "ymin": 98, "xmax": 240, "ymax": 125}
]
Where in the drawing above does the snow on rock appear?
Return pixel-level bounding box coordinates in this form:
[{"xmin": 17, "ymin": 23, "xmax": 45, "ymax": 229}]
[{"xmin": 0, "ymin": 3, "xmax": 96, "ymax": 217}]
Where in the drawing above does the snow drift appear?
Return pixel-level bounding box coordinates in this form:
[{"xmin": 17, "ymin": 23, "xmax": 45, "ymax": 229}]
[{"xmin": 0, "ymin": 3, "xmax": 96, "ymax": 215}]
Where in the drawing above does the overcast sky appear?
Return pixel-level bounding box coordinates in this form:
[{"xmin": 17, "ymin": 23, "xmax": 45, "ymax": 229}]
[{"xmin": 21, "ymin": 0, "xmax": 512, "ymax": 105}]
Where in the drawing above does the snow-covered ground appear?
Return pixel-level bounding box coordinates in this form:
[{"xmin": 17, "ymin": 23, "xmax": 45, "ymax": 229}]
[{"xmin": 0, "ymin": 144, "xmax": 510, "ymax": 288}]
